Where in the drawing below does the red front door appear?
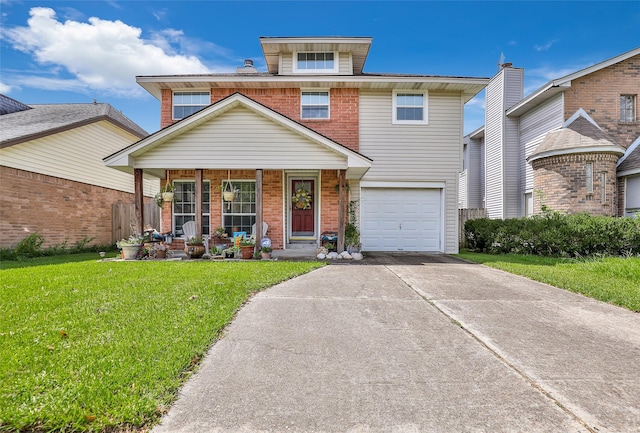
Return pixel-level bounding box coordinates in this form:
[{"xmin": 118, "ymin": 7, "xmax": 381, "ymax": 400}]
[{"xmin": 291, "ymin": 179, "xmax": 314, "ymax": 236}]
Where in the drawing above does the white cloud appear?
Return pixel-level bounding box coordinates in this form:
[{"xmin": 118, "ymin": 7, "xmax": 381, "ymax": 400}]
[
  {"xmin": 533, "ymin": 40, "xmax": 558, "ymax": 52},
  {"xmin": 0, "ymin": 81, "xmax": 12, "ymax": 93},
  {"xmin": 1, "ymin": 7, "xmax": 230, "ymax": 97}
]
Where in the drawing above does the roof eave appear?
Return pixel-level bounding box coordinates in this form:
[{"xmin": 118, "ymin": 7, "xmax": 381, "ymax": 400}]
[{"xmin": 527, "ymin": 145, "xmax": 626, "ymax": 163}]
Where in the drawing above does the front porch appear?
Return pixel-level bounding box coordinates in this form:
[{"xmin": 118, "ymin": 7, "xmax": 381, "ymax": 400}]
[{"xmin": 150, "ymin": 168, "xmax": 349, "ymax": 254}]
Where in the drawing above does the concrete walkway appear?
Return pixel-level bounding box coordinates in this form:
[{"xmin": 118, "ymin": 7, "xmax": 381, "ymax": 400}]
[{"xmin": 152, "ymin": 255, "xmax": 640, "ymax": 433}]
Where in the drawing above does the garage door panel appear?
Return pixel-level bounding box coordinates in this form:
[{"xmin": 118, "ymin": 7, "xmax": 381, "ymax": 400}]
[{"xmin": 361, "ymin": 188, "xmax": 442, "ymax": 252}]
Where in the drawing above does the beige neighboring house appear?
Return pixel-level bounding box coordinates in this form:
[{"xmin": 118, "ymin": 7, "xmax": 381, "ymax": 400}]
[{"xmin": 0, "ymin": 94, "xmax": 157, "ymax": 248}]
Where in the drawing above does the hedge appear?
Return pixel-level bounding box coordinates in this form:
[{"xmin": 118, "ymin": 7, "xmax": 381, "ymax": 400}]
[{"xmin": 465, "ymin": 212, "xmax": 640, "ymax": 257}]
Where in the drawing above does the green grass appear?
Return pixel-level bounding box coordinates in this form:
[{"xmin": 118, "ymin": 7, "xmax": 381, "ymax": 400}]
[
  {"xmin": 457, "ymin": 251, "xmax": 640, "ymax": 312},
  {"xmin": 0, "ymin": 255, "xmax": 323, "ymax": 432}
]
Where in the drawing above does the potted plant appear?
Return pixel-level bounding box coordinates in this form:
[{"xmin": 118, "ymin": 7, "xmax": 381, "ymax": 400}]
[
  {"xmin": 345, "ymin": 222, "xmax": 361, "ymax": 253},
  {"xmin": 184, "ymin": 235, "xmax": 206, "ymax": 259},
  {"xmin": 161, "ymin": 181, "xmax": 175, "ymax": 203},
  {"xmin": 260, "ymin": 246, "xmax": 272, "ymax": 259},
  {"xmin": 213, "ymin": 227, "xmax": 227, "ymax": 238},
  {"xmin": 117, "ymin": 236, "xmax": 143, "ymax": 260},
  {"xmin": 217, "ymin": 181, "xmax": 239, "ymax": 202},
  {"xmin": 239, "ymin": 239, "xmax": 255, "ymax": 259},
  {"xmin": 151, "ymin": 243, "xmax": 168, "ymax": 259},
  {"xmin": 223, "ymin": 246, "xmax": 238, "ymax": 259}
]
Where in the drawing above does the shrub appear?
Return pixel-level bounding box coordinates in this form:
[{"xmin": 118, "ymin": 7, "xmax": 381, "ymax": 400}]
[
  {"xmin": 465, "ymin": 212, "xmax": 640, "ymax": 258},
  {"xmin": 2, "ymin": 234, "xmax": 116, "ymax": 261}
]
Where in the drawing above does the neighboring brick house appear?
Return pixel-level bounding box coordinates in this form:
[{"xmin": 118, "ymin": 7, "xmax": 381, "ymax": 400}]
[
  {"xmin": 0, "ymin": 94, "xmax": 156, "ymax": 248},
  {"xmin": 460, "ymin": 47, "xmax": 640, "ymax": 218},
  {"xmin": 105, "ymin": 37, "xmax": 488, "ymax": 253}
]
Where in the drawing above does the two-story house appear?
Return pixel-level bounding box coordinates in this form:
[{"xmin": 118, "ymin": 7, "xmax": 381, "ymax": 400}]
[
  {"xmin": 460, "ymin": 47, "xmax": 640, "ymax": 219},
  {"xmin": 105, "ymin": 37, "xmax": 488, "ymax": 254}
]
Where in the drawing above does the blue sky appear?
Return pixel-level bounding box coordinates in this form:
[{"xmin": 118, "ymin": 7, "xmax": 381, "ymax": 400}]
[{"xmin": 1, "ymin": 0, "xmax": 639, "ymax": 135}]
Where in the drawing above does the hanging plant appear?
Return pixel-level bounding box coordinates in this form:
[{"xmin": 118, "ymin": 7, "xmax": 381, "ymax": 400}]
[{"xmin": 292, "ymin": 188, "xmax": 312, "ymax": 210}]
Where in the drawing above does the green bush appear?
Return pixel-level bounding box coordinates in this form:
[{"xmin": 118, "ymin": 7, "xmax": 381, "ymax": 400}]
[
  {"xmin": 1, "ymin": 234, "xmax": 117, "ymax": 261},
  {"xmin": 465, "ymin": 212, "xmax": 640, "ymax": 257}
]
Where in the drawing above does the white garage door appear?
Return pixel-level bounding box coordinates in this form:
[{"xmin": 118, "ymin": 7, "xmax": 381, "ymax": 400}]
[{"xmin": 361, "ymin": 188, "xmax": 442, "ymax": 252}]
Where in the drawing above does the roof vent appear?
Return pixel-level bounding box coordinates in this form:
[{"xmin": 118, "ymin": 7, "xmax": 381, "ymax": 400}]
[{"xmin": 237, "ymin": 59, "xmax": 258, "ymax": 74}]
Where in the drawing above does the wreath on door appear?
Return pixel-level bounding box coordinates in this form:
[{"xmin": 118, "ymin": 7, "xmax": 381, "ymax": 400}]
[{"xmin": 292, "ymin": 188, "xmax": 312, "ymax": 210}]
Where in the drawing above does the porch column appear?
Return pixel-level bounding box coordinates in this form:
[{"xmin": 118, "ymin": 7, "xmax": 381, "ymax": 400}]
[
  {"xmin": 195, "ymin": 169, "xmax": 203, "ymax": 238},
  {"xmin": 134, "ymin": 168, "xmax": 144, "ymax": 237},
  {"xmin": 255, "ymin": 169, "xmax": 263, "ymax": 253},
  {"xmin": 337, "ymin": 169, "xmax": 347, "ymax": 253}
]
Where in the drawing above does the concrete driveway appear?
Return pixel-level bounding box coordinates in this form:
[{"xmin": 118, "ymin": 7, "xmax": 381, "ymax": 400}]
[{"xmin": 153, "ymin": 254, "xmax": 640, "ymax": 433}]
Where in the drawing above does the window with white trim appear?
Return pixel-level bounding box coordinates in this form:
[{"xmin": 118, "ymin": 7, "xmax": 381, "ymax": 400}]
[
  {"xmin": 294, "ymin": 52, "xmax": 338, "ymax": 74},
  {"xmin": 620, "ymin": 94, "xmax": 636, "ymax": 123},
  {"xmin": 173, "ymin": 91, "xmax": 210, "ymax": 120},
  {"xmin": 524, "ymin": 192, "xmax": 533, "ymax": 217},
  {"xmin": 301, "ymin": 91, "xmax": 330, "ymax": 119},
  {"xmin": 173, "ymin": 181, "xmax": 210, "ymax": 237},
  {"xmin": 222, "ymin": 181, "xmax": 256, "ymax": 235},
  {"xmin": 393, "ymin": 90, "xmax": 428, "ymax": 124}
]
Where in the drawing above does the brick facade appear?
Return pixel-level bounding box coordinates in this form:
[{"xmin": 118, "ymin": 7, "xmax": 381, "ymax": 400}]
[
  {"xmin": 531, "ymin": 153, "xmax": 618, "ymax": 216},
  {"xmin": 160, "ymin": 87, "xmax": 360, "ymax": 151},
  {"xmin": 564, "ymin": 55, "xmax": 640, "ymax": 148},
  {"xmin": 160, "ymin": 169, "xmax": 343, "ymax": 250},
  {"xmin": 0, "ymin": 166, "xmax": 139, "ymax": 248}
]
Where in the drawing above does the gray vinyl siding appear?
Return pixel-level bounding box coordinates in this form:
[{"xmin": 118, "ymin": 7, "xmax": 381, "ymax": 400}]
[
  {"xmin": 359, "ymin": 90, "xmax": 464, "ymax": 253},
  {"xmin": 519, "ymin": 93, "xmax": 564, "ymax": 196},
  {"xmin": 134, "ymin": 107, "xmax": 346, "ymax": 169},
  {"xmin": 503, "ymin": 68, "xmax": 523, "ymax": 219},
  {"xmin": 0, "ymin": 121, "xmax": 158, "ymax": 196},
  {"xmin": 484, "ymin": 73, "xmax": 505, "ymax": 219},
  {"xmin": 466, "ymin": 136, "xmax": 484, "ymax": 208},
  {"xmin": 484, "ymin": 67, "xmax": 524, "ymax": 219}
]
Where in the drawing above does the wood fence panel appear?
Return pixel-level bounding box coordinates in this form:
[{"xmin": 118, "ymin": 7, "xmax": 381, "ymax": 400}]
[
  {"xmin": 112, "ymin": 203, "xmax": 160, "ymax": 242},
  {"xmin": 459, "ymin": 208, "xmax": 487, "ymax": 249}
]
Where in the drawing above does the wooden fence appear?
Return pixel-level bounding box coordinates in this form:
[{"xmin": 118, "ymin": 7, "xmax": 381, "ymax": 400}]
[
  {"xmin": 112, "ymin": 203, "xmax": 160, "ymax": 243},
  {"xmin": 458, "ymin": 208, "xmax": 487, "ymax": 249}
]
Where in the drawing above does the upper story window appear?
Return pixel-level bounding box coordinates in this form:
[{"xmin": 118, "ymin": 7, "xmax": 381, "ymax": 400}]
[
  {"xmin": 173, "ymin": 91, "xmax": 210, "ymax": 120},
  {"xmin": 301, "ymin": 90, "xmax": 330, "ymax": 119},
  {"xmin": 620, "ymin": 95, "xmax": 636, "ymax": 123},
  {"xmin": 294, "ymin": 52, "xmax": 338, "ymax": 74},
  {"xmin": 393, "ymin": 90, "xmax": 428, "ymax": 124}
]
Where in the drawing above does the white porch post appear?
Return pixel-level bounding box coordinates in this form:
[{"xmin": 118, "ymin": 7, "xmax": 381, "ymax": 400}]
[
  {"xmin": 255, "ymin": 169, "xmax": 263, "ymax": 253},
  {"xmin": 337, "ymin": 169, "xmax": 346, "ymax": 253},
  {"xmin": 195, "ymin": 169, "xmax": 203, "ymax": 238},
  {"xmin": 134, "ymin": 168, "xmax": 144, "ymax": 237}
]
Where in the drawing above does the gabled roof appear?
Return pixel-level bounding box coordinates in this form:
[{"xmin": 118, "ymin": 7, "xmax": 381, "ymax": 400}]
[
  {"xmin": 0, "ymin": 101, "xmax": 148, "ymax": 148},
  {"xmin": 527, "ymin": 109, "xmax": 625, "ymax": 163},
  {"xmin": 507, "ymin": 47, "xmax": 640, "ymax": 116},
  {"xmin": 104, "ymin": 92, "xmax": 372, "ymax": 179},
  {"xmin": 617, "ymin": 136, "xmax": 640, "ymax": 176}
]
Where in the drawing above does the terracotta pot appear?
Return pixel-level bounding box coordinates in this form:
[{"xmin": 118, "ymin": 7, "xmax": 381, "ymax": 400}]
[
  {"xmin": 185, "ymin": 244, "xmax": 205, "ymax": 259},
  {"xmin": 240, "ymin": 245, "xmax": 254, "ymax": 259},
  {"xmin": 155, "ymin": 250, "xmax": 167, "ymax": 259},
  {"xmin": 261, "ymin": 252, "xmax": 271, "ymax": 260}
]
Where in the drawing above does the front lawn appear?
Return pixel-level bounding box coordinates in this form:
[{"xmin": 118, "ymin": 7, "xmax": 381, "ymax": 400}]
[
  {"xmin": 457, "ymin": 251, "xmax": 640, "ymax": 312},
  {"xmin": 0, "ymin": 256, "xmax": 323, "ymax": 432}
]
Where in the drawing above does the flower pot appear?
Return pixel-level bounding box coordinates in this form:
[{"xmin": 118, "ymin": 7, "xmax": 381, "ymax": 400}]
[
  {"xmin": 261, "ymin": 252, "xmax": 271, "ymax": 260},
  {"xmin": 240, "ymin": 245, "xmax": 254, "ymax": 259},
  {"xmin": 155, "ymin": 250, "xmax": 167, "ymax": 259},
  {"xmin": 185, "ymin": 244, "xmax": 205, "ymax": 259},
  {"xmin": 121, "ymin": 244, "xmax": 141, "ymax": 260},
  {"xmin": 161, "ymin": 192, "xmax": 174, "ymax": 202},
  {"xmin": 223, "ymin": 191, "xmax": 235, "ymax": 202}
]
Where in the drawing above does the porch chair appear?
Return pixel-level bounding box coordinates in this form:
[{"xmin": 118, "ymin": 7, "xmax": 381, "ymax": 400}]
[
  {"xmin": 182, "ymin": 221, "xmax": 196, "ymax": 241},
  {"xmin": 250, "ymin": 221, "xmax": 269, "ymax": 241}
]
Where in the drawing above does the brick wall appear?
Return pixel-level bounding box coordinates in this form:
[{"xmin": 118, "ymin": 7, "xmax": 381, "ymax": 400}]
[
  {"xmin": 160, "ymin": 87, "xmax": 360, "ymax": 151},
  {"xmin": 161, "ymin": 169, "xmax": 343, "ymax": 249},
  {"xmin": 531, "ymin": 153, "xmax": 618, "ymax": 216},
  {"xmin": 564, "ymin": 55, "xmax": 640, "ymax": 148},
  {"xmin": 0, "ymin": 166, "xmax": 138, "ymax": 248}
]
